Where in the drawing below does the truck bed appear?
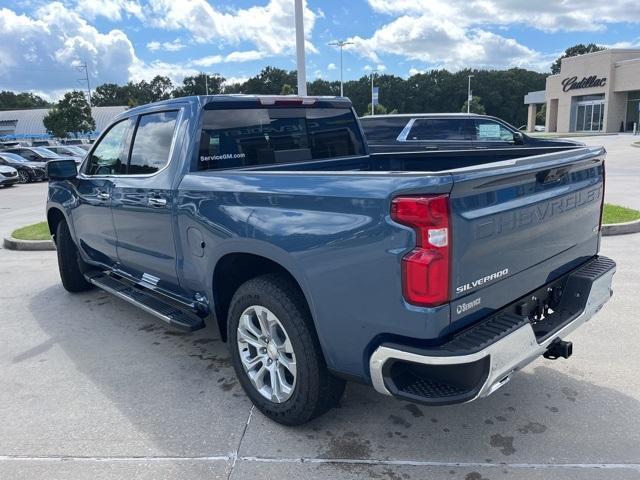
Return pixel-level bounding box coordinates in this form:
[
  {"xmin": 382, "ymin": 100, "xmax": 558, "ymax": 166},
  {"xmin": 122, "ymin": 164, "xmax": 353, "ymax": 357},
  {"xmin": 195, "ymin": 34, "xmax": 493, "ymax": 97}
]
[{"xmin": 247, "ymin": 144, "xmax": 585, "ymax": 173}]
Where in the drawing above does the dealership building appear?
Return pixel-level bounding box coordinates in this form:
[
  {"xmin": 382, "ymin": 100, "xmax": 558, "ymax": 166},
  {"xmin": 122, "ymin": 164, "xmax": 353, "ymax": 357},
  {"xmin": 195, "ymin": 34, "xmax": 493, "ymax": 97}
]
[{"xmin": 525, "ymin": 49, "xmax": 640, "ymax": 133}]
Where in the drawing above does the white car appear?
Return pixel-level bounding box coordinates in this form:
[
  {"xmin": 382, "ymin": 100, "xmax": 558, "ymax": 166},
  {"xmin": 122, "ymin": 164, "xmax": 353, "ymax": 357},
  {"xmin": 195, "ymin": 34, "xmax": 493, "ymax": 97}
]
[{"xmin": 0, "ymin": 165, "xmax": 19, "ymax": 187}]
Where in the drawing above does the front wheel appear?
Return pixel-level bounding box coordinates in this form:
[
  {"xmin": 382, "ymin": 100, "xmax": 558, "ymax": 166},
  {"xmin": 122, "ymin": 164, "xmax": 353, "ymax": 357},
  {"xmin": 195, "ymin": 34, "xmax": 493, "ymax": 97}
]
[
  {"xmin": 55, "ymin": 220, "xmax": 93, "ymax": 293},
  {"xmin": 228, "ymin": 274, "xmax": 345, "ymax": 425},
  {"xmin": 17, "ymin": 170, "xmax": 31, "ymax": 184}
]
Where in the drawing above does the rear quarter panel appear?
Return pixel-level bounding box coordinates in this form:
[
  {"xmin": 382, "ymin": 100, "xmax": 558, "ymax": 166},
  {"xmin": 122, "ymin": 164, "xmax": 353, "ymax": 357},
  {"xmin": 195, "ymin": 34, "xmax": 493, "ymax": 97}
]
[{"xmin": 176, "ymin": 171, "xmax": 453, "ymax": 379}]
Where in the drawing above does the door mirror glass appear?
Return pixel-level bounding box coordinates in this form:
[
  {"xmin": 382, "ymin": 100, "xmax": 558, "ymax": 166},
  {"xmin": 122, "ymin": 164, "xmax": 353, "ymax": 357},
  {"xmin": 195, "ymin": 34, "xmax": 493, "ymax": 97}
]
[{"xmin": 47, "ymin": 159, "xmax": 77, "ymax": 180}]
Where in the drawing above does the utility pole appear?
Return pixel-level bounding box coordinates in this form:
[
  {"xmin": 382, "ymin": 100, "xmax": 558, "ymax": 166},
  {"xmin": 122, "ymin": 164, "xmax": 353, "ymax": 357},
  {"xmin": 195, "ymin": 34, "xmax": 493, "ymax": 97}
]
[
  {"xmin": 205, "ymin": 74, "xmax": 209, "ymax": 95},
  {"xmin": 329, "ymin": 40, "xmax": 354, "ymax": 97},
  {"xmin": 467, "ymin": 74, "xmax": 474, "ymax": 114},
  {"xmin": 75, "ymin": 61, "xmax": 92, "ymax": 107},
  {"xmin": 294, "ymin": 0, "xmax": 307, "ymax": 96}
]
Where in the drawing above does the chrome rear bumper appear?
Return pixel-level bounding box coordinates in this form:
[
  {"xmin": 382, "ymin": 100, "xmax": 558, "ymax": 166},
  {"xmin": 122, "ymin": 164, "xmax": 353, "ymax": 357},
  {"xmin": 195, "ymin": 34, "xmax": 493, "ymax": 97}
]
[{"xmin": 370, "ymin": 257, "xmax": 615, "ymax": 404}]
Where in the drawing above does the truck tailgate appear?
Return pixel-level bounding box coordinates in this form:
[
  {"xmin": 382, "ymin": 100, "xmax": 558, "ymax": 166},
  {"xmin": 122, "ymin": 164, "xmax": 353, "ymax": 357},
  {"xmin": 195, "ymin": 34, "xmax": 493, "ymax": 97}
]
[{"xmin": 448, "ymin": 147, "xmax": 605, "ymax": 329}]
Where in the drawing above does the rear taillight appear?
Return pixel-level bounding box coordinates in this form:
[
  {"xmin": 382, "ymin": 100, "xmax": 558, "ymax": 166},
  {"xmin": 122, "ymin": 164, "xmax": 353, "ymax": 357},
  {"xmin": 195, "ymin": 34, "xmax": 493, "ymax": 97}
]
[{"xmin": 391, "ymin": 195, "xmax": 451, "ymax": 307}]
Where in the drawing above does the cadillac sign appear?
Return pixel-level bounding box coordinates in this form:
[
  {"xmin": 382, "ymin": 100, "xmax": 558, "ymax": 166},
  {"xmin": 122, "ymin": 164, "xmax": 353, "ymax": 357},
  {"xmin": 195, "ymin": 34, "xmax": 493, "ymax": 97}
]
[{"xmin": 562, "ymin": 75, "xmax": 607, "ymax": 92}]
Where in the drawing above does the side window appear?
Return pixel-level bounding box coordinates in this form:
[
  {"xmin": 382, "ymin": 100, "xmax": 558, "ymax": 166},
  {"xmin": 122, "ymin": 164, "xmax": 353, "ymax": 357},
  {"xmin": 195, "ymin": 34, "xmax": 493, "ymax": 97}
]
[
  {"xmin": 85, "ymin": 119, "xmax": 131, "ymax": 175},
  {"xmin": 17, "ymin": 150, "xmax": 37, "ymax": 161},
  {"xmin": 406, "ymin": 119, "xmax": 475, "ymax": 141},
  {"xmin": 128, "ymin": 111, "xmax": 178, "ymax": 175},
  {"xmin": 475, "ymin": 120, "xmax": 514, "ymax": 142}
]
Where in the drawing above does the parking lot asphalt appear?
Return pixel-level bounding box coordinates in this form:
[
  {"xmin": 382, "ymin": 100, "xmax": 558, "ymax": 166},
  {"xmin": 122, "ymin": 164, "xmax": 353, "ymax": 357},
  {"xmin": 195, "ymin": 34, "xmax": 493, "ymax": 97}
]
[
  {"xmin": 578, "ymin": 134, "xmax": 640, "ymax": 210},
  {"xmin": 0, "ymin": 139, "xmax": 639, "ymax": 480}
]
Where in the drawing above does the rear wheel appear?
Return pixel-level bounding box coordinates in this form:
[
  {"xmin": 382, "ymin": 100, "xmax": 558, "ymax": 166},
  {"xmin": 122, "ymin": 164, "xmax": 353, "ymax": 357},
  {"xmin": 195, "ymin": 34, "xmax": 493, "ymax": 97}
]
[
  {"xmin": 56, "ymin": 220, "xmax": 93, "ymax": 293},
  {"xmin": 228, "ymin": 274, "xmax": 345, "ymax": 425}
]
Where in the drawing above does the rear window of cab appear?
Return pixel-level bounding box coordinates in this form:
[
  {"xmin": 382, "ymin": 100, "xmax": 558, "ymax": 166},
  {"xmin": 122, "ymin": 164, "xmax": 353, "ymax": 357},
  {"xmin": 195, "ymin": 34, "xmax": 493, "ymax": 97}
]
[{"xmin": 197, "ymin": 107, "xmax": 365, "ymax": 170}]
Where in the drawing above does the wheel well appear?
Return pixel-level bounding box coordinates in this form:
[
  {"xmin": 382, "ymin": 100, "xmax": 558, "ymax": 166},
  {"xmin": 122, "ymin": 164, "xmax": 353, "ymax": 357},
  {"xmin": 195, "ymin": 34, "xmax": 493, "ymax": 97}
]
[
  {"xmin": 47, "ymin": 208, "xmax": 65, "ymax": 241},
  {"xmin": 212, "ymin": 253, "xmax": 309, "ymax": 342}
]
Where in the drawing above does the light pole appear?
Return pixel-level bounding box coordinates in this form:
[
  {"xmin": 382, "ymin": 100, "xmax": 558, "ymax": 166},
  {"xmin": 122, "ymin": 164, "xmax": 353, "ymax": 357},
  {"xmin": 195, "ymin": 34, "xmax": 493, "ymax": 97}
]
[
  {"xmin": 467, "ymin": 74, "xmax": 474, "ymax": 114},
  {"xmin": 294, "ymin": 0, "xmax": 307, "ymax": 96},
  {"xmin": 370, "ymin": 70, "xmax": 378, "ymax": 115},
  {"xmin": 329, "ymin": 40, "xmax": 353, "ymax": 97}
]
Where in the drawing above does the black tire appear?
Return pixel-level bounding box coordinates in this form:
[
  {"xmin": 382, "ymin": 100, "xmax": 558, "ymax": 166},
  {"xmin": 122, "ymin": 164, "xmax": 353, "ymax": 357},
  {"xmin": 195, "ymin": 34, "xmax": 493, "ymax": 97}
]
[
  {"xmin": 17, "ymin": 169, "xmax": 31, "ymax": 184},
  {"xmin": 56, "ymin": 220, "xmax": 93, "ymax": 293},
  {"xmin": 228, "ymin": 273, "xmax": 345, "ymax": 425}
]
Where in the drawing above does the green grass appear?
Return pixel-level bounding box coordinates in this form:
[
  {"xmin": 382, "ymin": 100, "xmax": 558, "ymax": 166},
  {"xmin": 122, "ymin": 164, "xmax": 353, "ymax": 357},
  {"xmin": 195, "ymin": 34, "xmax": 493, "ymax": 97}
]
[
  {"xmin": 603, "ymin": 204, "xmax": 640, "ymax": 225},
  {"xmin": 11, "ymin": 221, "xmax": 51, "ymax": 241}
]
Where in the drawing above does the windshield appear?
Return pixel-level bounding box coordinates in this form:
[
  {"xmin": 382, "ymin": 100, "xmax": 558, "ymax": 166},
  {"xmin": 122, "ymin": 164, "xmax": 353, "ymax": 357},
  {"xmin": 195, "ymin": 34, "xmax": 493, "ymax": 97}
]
[
  {"xmin": 32, "ymin": 147, "xmax": 61, "ymax": 158},
  {"xmin": 64, "ymin": 146, "xmax": 87, "ymax": 155},
  {"xmin": 0, "ymin": 152, "xmax": 30, "ymax": 163}
]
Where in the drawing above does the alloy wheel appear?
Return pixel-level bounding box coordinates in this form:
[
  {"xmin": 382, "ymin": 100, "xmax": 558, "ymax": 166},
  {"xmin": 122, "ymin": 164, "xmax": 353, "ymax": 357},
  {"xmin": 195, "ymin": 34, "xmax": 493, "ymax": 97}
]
[
  {"xmin": 236, "ymin": 305, "xmax": 297, "ymax": 403},
  {"xmin": 17, "ymin": 170, "xmax": 29, "ymax": 183}
]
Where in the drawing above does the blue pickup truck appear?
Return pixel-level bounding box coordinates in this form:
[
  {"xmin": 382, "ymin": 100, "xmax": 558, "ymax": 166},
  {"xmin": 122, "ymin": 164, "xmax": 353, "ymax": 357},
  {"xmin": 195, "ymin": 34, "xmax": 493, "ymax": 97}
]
[{"xmin": 46, "ymin": 95, "xmax": 615, "ymax": 425}]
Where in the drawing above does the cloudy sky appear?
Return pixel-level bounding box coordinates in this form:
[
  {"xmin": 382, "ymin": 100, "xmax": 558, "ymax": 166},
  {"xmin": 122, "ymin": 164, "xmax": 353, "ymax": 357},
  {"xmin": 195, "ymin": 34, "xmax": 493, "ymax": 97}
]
[{"xmin": 1, "ymin": 0, "xmax": 639, "ymax": 99}]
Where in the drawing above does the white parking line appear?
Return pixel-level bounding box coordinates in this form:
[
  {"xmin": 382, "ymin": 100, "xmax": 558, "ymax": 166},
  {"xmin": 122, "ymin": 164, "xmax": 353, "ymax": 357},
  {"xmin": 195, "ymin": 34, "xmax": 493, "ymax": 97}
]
[{"xmin": 1, "ymin": 455, "xmax": 639, "ymax": 471}]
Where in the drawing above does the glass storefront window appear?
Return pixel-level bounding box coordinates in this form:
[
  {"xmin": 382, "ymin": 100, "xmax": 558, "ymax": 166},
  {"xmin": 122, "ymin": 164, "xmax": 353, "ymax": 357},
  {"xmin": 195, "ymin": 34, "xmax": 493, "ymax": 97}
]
[
  {"xmin": 626, "ymin": 91, "xmax": 640, "ymax": 131},
  {"xmin": 573, "ymin": 94, "xmax": 605, "ymax": 132}
]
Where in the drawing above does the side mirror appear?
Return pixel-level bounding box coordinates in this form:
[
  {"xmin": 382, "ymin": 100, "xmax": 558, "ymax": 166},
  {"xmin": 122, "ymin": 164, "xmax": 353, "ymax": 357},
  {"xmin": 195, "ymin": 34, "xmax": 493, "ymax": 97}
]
[
  {"xmin": 47, "ymin": 159, "xmax": 78, "ymax": 180},
  {"xmin": 513, "ymin": 131, "xmax": 525, "ymax": 144}
]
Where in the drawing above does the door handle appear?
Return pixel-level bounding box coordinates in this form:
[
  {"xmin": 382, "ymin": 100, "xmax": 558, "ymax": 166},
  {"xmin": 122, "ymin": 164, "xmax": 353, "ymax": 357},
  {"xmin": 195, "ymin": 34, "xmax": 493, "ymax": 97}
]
[
  {"xmin": 148, "ymin": 196, "xmax": 167, "ymax": 207},
  {"xmin": 96, "ymin": 191, "xmax": 110, "ymax": 201}
]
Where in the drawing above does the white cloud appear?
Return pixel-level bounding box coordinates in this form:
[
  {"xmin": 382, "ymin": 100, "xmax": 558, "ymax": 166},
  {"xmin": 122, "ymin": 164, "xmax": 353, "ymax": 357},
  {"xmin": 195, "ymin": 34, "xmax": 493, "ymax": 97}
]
[
  {"xmin": 224, "ymin": 50, "xmax": 266, "ymax": 62},
  {"xmin": 367, "ymin": 0, "xmax": 640, "ymax": 32},
  {"xmin": 146, "ymin": 0, "xmax": 319, "ymax": 57},
  {"xmin": 327, "ymin": 63, "xmax": 336, "ymax": 70},
  {"xmin": 0, "ymin": 3, "xmax": 137, "ymax": 92},
  {"xmin": 146, "ymin": 38, "xmax": 186, "ymax": 52},
  {"xmin": 129, "ymin": 59, "xmax": 198, "ymax": 84},
  {"xmin": 189, "ymin": 50, "xmax": 266, "ymax": 68},
  {"xmin": 348, "ymin": 15, "xmax": 551, "ymax": 71},
  {"xmin": 75, "ymin": 0, "xmax": 144, "ymax": 21}
]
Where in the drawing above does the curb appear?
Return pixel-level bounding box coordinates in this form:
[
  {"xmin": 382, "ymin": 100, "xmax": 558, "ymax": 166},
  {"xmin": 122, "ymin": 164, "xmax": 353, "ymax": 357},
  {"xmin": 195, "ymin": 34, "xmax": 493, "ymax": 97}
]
[
  {"xmin": 602, "ymin": 219, "xmax": 640, "ymax": 236},
  {"xmin": 3, "ymin": 236, "xmax": 56, "ymax": 251}
]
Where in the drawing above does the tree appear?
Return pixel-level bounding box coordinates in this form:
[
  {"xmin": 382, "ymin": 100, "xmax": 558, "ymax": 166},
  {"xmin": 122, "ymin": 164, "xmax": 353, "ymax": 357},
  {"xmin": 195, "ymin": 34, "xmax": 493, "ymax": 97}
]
[
  {"xmin": 536, "ymin": 103, "xmax": 547, "ymax": 125},
  {"xmin": 92, "ymin": 83, "xmax": 131, "ymax": 106},
  {"xmin": 362, "ymin": 103, "xmax": 398, "ymax": 116},
  {"xmin": 461, "ymin": 95, "xmax": 486, "ymax": 115},
  {"xmin": 0, "ymin": 91, "xmax": 50, "ymax": 109},
  {"xmin": 43, "ymin": 91, "xmax": 95, "ymax": 138},
  {"xmin": 280, "ymin": 84, "xmax": 294, "ymax": 95},
  {"xmin": 551, "ymin": 44, "xmax": 605, "ymax": 74},
  {"xmin": 149, "ymin": 75, "xmax": 173, "ymax": 101},
  {"xmin": 173, "ymin": 73, "xmax": 225, "ymax": 97},
  {"xmin": 240, "ymin": 67, "xmax": 297, "ymax": 95}
]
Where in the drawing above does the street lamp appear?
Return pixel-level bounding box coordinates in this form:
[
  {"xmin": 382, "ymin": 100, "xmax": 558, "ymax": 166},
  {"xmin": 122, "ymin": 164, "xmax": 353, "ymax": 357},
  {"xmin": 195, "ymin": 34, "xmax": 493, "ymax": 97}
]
[
  {"xmin": 329, "ymin": 40, "xmax": 354, "ymax": 97},
  {"xmin": 467, "ymin": 74, "xmax": 474, "ymax": 114},
  {"xmin": 370, "ymin": 70, "xmax": 378, "ymax": 116},
  {"xmin": 294, "ymin": 0, "xmax": 307, "ymax": 96}
]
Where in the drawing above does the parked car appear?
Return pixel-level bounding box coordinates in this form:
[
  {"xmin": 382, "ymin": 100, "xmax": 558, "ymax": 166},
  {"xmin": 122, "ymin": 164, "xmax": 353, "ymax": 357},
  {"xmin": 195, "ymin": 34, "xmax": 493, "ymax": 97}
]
[
  {"xmin": 46, "ymin": 95, "xmax": 615, "ymax": 426},
  {"xmin": 72, "ymin": 144, "xmax": 92, "ymax": 151},
  {"xmin": 0, "ymin": 152, "xmax": 47, "ymax": 183},
  {"xmin": 0, "ymin": 165, "xmax": 19, "ymax": 187},
  {"xmin": 45, "ymin": 145, "xmax": 87, "ymax": 164},
  {"xmin": 2, "ymin": 146, "xmax": 74, "ymax": 164},
  {"xmin": 518, "ymin": 124, "xmax": 546, "ymax": 132},
  {"xmin": 360, "ymin": 114, "xmax": 577, "ymax": 153}
]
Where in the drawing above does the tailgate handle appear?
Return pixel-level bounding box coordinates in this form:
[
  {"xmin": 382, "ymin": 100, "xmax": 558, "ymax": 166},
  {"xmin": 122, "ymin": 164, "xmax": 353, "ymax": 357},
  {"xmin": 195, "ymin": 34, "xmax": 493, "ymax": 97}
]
[{"xmin": 537, "ymin": 167, "xmax": 568, "ymax": 184}]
